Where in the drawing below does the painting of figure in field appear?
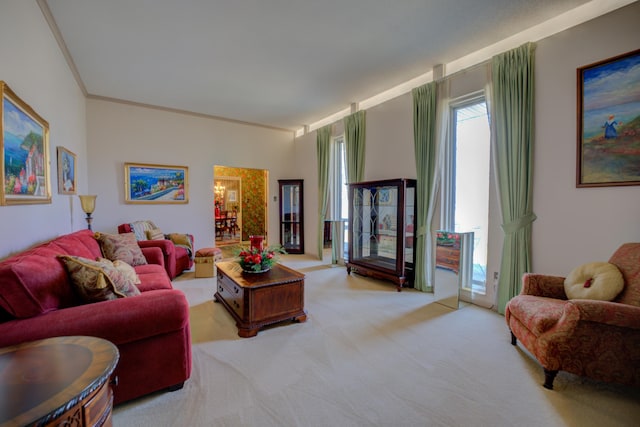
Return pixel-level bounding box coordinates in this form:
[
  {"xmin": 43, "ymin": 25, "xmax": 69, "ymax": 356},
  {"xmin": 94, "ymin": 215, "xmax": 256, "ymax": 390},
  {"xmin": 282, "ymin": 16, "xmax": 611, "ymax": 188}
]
[{"xmin": 580, "ymin": 50, "xmax": 640, "ymax": 185}]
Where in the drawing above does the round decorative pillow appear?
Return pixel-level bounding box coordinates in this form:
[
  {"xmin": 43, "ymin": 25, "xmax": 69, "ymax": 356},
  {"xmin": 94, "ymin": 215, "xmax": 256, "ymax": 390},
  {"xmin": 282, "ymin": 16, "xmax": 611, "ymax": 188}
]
[{"xmin": 564, "ymin": 261, "xmax": 624, "ymax": 301}]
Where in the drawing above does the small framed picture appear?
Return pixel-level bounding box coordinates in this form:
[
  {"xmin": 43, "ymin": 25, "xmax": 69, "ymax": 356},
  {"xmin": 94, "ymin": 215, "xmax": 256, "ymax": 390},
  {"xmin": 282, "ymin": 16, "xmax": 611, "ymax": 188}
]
[{"xmin": 57, "ymin": 147, "xmax": 77, "ymax": 195}]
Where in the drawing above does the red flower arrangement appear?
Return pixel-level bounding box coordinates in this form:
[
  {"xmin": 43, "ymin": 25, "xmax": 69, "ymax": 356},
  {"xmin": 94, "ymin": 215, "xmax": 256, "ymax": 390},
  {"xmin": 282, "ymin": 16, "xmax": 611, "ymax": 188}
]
[{"xmin": 236, "ymin": 245, "xmax": 286, "ymax": 273}]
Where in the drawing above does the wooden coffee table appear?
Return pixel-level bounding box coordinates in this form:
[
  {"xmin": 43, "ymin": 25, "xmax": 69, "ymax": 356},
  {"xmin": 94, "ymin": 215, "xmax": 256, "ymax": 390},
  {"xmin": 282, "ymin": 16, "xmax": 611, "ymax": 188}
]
[
  {"xmin": 214, "ymin": 261, "xmax": 306, "ymax": 337},
  {"xmin": 0, "ymin": 336, "xmax": 119, "ymax": 427}
]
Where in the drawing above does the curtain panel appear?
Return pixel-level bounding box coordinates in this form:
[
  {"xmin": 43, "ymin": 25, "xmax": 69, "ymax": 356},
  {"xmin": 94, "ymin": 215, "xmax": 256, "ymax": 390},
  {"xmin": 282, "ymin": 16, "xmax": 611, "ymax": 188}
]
[
  {"xmin": 343, "ymin": 110, "xmax": 366, "ymax": 184},
  {"xmin": 316, "ymin": 125, "xmax": 332, "ymax": 260},
  {"xmin": 412, "ymin": 82, "xmax": 440, "ymax": 292},
  {"xmin": 489, "ymin": 42, "xmax": 537, "ymax": 314}
]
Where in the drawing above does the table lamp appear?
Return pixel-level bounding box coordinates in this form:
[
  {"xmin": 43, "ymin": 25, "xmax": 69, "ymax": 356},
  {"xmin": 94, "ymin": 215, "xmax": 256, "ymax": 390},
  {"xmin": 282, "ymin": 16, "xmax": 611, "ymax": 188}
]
[{"xmin": 79, "ymin": 195, "xmax": 97, "ymax": 230}]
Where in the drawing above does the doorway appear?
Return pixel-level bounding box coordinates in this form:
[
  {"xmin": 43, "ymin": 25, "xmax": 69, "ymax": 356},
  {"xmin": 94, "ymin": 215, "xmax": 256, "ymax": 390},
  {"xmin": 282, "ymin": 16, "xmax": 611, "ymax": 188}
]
[{"xmin": 213, "ymin": 165, "xmax": 268, "ymax": 245}]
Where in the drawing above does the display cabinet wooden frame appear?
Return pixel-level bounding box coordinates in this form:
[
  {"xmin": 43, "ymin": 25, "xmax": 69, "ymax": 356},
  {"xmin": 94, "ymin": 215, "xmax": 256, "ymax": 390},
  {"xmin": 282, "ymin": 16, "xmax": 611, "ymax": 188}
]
[{"xmin": 278, "ymin": 179, "xmax": 304, "ymax": 254}]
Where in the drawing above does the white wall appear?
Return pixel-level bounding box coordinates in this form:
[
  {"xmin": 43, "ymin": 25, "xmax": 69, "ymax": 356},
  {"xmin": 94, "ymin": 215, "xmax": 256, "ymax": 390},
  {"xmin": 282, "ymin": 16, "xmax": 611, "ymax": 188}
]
[
  {"xmin": 294, "ymin": 1, "xmax": 640, "ymax": 281},
  {"xmin": 0, "ymin": 0, "xmax": 87, "ymax": 259},
  {"xmin": 532, "ymin": 1, "xmax": 640, "ymax": 275},
  {"xmin": 86, "ymin": 99, "xmax": 295, "ymax": 248}
]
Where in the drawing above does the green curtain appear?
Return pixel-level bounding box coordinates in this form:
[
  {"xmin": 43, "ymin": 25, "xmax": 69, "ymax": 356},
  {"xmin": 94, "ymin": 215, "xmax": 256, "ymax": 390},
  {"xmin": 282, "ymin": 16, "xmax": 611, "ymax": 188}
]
[
  {"xmin": 412, "ymin": 82, "xmax": 438, "ymax": 292},
  {"xmin": 338, "ymin": 111, "xmax": 366, "ymax": 264},
  {"xmin": 344, "ymin": 110, "xmax": 366, "ymax": 183},
  {"xmin": 490, "ymin": 43, "xmax": 537, "ymax": 314},
  {"xmin": 316, "ymin": 125, "xmax": 332, "ymax": 260}
]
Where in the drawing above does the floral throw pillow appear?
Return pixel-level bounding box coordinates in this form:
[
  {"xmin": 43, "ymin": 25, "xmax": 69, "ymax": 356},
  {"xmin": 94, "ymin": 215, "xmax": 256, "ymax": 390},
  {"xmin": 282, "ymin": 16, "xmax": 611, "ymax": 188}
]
[
  {"xmin": 59, "ymin": 255, "xmax": 140, "ymax": 303},
  {"xmin": 94, "ymin": 232, "xmax": 147, "ymax": 266},
  {"xmin": 98, "ymin": 257, "xmax": 142, "ymax": 286}
]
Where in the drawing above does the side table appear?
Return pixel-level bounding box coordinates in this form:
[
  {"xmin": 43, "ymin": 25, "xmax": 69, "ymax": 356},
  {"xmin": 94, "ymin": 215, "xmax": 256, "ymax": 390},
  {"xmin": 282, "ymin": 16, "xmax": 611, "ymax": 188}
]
[{"xmin": 0, "ymin": 336, "xmax": 119, "ymax": 427}]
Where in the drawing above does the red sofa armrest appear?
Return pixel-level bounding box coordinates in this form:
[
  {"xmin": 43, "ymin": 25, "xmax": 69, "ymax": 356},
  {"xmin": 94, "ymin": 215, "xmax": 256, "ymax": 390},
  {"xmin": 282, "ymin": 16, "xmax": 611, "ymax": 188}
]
[
  {"xmin": 138, "ymin": 239, "xmax": 175, "ymax": 257},
  {"xmin": 521, "ymin": 273, "xmax": 568, "ymax": 299},
  {"xmin": 118, "ymin": 223, "xmax": 133, "ymax": 234},
  {"xmin": 141, "ymin": 246, "xmax": 164, "ymax": 267}
]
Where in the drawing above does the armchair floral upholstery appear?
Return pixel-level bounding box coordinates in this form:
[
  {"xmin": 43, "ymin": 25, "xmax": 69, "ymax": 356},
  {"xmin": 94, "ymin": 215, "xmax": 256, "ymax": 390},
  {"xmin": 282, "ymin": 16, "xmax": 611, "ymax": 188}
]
[
  {"xmin": 505, "ymin": 243, "xmax": 640, "ymax": 389},
  {"xmin": 118, "ymin": 220, "xmax": 194, "ymax": 279}
]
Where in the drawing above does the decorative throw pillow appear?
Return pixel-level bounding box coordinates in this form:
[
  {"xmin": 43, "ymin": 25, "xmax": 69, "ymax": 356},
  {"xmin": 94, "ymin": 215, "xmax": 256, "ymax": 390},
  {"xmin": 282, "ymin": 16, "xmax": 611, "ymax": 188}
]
[
  {"xmin": 167, "ymin": 233, "xmax": 192, "ymax": 248},
  {"xmin": 98, "ymin": 257, "xmax": 142, "ymax": 286},
  {"xmin": 146, "ymin": 228, "xmax": 165, "ymax": 240},
  {"xmin": 59, "ymin": 255, "xmax": 127, "ymax": 303},
  {"xmin": 94, "ymin": 232, "xmax": 147, "ymax": 266},
  {"xmin": 564, "ymin": 261, "xmax": 624, "ymax": 301},
  {"xmin": 130, "ymin": 220, "xmax": 157, "ymax": 241}
]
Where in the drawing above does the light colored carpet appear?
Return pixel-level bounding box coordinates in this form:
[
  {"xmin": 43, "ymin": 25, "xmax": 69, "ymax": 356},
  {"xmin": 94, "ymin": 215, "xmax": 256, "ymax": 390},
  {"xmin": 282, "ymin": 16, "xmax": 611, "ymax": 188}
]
[{"xmin": 113, "ymin": 255, "xmax": 640, "ymax": 427}]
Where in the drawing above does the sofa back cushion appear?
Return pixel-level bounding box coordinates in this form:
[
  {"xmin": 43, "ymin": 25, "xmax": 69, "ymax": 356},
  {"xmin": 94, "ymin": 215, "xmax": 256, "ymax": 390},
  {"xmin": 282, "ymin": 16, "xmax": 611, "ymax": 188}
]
[
  {"xmin": 609, "ymin": 243, "xmax": 640, "ymax": 307},
  {"xmin": 0, "ymin": 230, "xmax": 101, "ymax": 318}
]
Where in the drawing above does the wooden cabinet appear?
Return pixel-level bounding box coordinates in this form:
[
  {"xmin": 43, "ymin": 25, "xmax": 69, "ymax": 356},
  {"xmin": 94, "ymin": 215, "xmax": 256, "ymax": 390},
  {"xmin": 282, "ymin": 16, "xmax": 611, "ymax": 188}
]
[
  {"xmin": 278, "ymin": 180, "xmax": 304, "ymax": 254},
  {"xmin": 346, "ymin": 178, "xmax": 417, "ymax": 291},
  {"xmin": 214, "ymin": 261, "xmax": 307, "ymax": 337}
]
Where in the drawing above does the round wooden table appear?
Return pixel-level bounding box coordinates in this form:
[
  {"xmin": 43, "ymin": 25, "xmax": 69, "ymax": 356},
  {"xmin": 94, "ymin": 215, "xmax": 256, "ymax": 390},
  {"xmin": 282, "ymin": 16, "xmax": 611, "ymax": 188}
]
[{"xmin": 0, "ymin": 336, "xmax": 119, "ymax": 427}]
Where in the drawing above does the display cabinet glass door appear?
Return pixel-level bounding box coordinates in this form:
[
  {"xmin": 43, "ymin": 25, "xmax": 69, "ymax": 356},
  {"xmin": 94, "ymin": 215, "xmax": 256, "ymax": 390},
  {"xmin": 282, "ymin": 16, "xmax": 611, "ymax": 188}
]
[
  {"xmin": 347, "ymin": 178, "xmax": 416, "ymax": 290},
  {"xmin": 279, "ymin": 180, "xmax": 304, "ymax": 254}
]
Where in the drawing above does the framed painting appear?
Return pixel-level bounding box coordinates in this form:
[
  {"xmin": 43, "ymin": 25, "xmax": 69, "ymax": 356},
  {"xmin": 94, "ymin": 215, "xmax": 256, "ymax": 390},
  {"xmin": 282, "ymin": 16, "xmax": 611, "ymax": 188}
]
[
  {"xmin": 57, "ymin": 146, "xmax": 76, "ymax": 195},
  {"xmin": 1, "ymin": 81, "xmax": 51, "ymax": 205},
  {"xmin": 577, "ymin": 48, "xmax": 640, "ymax": 187},
  {"xmin": 124, "ymin": 162, "xmax": 188, "ymax": 204}
]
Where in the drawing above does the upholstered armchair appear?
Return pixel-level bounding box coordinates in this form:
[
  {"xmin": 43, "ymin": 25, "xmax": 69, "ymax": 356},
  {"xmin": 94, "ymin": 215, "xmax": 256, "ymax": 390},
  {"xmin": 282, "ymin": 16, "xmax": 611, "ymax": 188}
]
[
  {"xmin": 505, "ymin": 243, "xmax": 640, "ymax": 389},
  {"xmin": 118, "ymin": 220, "xmax": 194, "ymax": 279}
]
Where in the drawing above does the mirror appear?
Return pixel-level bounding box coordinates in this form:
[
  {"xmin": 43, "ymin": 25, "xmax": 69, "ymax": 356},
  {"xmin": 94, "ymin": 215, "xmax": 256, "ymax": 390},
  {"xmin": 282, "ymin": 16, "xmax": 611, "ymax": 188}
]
[{"xmin": 434, "ymin": 230, "xmax": 474, "ymax": 309}]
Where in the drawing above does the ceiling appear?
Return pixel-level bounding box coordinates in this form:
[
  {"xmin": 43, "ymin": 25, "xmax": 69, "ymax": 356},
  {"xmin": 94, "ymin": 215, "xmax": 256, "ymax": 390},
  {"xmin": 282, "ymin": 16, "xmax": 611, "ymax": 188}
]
[{"xmin": 41, "ymin": 0, "xmax": 625, "ymax": 132}]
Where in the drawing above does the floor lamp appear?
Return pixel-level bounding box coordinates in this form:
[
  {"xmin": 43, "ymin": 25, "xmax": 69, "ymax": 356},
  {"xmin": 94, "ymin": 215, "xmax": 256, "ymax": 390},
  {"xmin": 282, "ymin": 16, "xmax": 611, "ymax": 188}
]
[{"xmin": 79, "ymin": 195, "xmax": 97, "ymax": 230}]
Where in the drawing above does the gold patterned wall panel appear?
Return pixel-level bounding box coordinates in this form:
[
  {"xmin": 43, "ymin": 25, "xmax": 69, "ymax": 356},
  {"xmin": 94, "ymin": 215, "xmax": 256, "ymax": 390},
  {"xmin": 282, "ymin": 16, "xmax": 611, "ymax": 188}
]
[{"xmin": 214, "ymin": 166, "xmax": 267, "ymax": 241}]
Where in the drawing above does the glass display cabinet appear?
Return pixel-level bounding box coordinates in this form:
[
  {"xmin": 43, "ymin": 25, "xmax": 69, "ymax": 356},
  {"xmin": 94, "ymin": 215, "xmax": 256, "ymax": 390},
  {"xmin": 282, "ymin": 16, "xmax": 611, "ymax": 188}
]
[
  {"xmin": 346, "ymin": 178, "xmax": 417, "ymax": 291},
  {"xmin": 278, "ymin": 179, "xmax": 304, "ymax": 254}
]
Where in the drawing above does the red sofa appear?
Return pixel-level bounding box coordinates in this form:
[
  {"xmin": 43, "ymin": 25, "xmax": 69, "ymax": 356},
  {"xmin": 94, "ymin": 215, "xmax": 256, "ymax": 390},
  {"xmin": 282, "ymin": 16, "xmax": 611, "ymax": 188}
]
[
  {"xmin": 118, "ymin": 221, "xmax": 194, "ymax": 279},
  {"xmin": 0, "ymin": 229, "xmax": 192, "ymax": 404}
]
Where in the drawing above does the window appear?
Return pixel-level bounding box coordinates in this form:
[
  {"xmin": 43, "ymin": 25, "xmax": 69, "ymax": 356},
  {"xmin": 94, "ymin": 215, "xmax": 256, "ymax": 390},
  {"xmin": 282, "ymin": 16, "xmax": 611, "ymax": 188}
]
[
  {"xmin": 330, "ymin": 135, "xmax": 348, "ymax": 262},
  {"xmin": 443, "ymin": 95, "xmax": 490, "ymax": 296}
]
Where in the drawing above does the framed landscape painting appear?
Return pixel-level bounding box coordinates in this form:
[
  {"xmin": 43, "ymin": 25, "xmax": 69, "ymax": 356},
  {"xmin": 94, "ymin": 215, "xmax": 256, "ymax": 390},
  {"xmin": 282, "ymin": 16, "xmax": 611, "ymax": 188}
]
[
  {"xmin": 577, "ymin": 48, "xmax": 640, "ymax": 187},
  {"xmin": 1, "ymin": 81, "xmax": 51, "ymax": 205},
  {"xmin": 124, "ymin": 162, "xmax": 188, "ymax": 204},
  {"xmin": 57, "ymin": 146, "xmax": 77, "ymax": 195}
]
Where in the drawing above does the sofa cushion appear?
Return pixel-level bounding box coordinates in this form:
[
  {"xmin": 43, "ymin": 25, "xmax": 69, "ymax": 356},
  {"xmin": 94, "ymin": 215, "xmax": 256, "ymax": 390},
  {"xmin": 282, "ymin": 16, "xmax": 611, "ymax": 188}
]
[
  {"xmin": 95, "ymin": 232, "xmax": 148, "ymax": 266},
  {"xmin": 60, "ymin": 255, "xmax": 141, "ymax": 303},
  {"xmin": 564, "ymin": 262, "xmax": 624, "ymax": 301},
  {"xmin": 133, "ymin": 264, "xmax": 174, "ymax": 292},
  {"xmin": 0, "ymin": 247, "xmax": 77, "ymax": 318}
]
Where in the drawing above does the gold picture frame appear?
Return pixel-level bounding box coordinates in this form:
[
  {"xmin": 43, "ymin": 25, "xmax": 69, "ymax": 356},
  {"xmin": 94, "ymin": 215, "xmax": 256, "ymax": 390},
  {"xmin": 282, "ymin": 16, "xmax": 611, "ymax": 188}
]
[
  {"xmin": 57, "ymin": 146, "xmax": 77, "ymax": 195},
  {"xmin": 1, "ymin": 81, "xmax": 51, "ymax": 205},
  {"xmin": 124, "ymin": 162, "xmax": 188, "ymax": 204}
]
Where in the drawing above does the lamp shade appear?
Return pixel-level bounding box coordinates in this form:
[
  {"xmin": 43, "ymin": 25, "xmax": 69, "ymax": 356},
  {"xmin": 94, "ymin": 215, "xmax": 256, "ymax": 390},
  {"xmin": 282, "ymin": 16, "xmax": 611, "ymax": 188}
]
[{"xmin": 79, "ymin": 195, "xmax": 97, "ymax": 214}]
